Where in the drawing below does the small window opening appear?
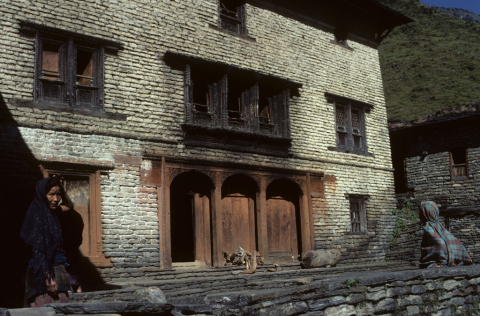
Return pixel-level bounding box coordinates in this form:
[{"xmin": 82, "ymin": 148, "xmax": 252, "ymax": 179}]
[
  {"xmin": 227, "ymin": 78, "xmax": 245, "ymax": 119},
  {"xmin": 258, "ymin": 83, "xmax": 281, "ymax": 124},
  {"xmin": 450, "ymin": 148, "xmax": 467, "ymax": 180},
  {"xmin": 192, "ymin": 81, "xmax": 211, "ymax": 113},
  {"xmin": 42, "ymin": 43, "xmax": 60, "ymax": 81},
  {"xmin": 349, "ymin": 197, "xmax": 366, "ymax": 234},
  {"xmin": 258, "ymin": 100, "xmax": 270, "ymax": 123},
  {"xmin": 334, "ymin": 25, "xmax": 348, "ymax": 46},
  {"xmin": 77, "ymin": 50, "xmax": 94, "ymax": 86},
  {"xmin": 220, "ymin": 0, "xmax": 240, "ymax": 20},
  {"xmin": 219, "ymin": 0, "xmax": 245, "ymax": 34}
]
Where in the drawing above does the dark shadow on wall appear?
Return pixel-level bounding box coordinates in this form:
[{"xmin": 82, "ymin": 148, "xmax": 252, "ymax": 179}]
[
  {"xmin": 0, "ymin": 93, "xmax": 43, "ymax": 308},
  {"xmin": 0, "ymin": 94, "xmax": 118, "ymax": 308}
]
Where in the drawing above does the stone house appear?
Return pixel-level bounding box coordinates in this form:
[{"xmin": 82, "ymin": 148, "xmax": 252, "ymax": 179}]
[
  {"xmin": 0, "ymin": 0, "xmax": 410, "ymax": 307},
  {"xmin": 389, "ymin": 105, "xmax": 480, "ymax": 263}
]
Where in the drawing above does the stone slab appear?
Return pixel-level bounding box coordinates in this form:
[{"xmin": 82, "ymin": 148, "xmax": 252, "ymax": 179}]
[
  {"xmin": 46, "ymin": 302, "xmax": 174, "ymax": 314},
  {"xmin": 7, "ymin": 308, "xmax": 56, "ymax": 316}
]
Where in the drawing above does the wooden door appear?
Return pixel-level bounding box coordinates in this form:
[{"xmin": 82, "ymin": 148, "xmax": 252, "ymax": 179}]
[
  {"xmin": 221, "ymin": 193, "xmax": 255, "ymax": 254},
  {"xmin": 266, "ymin": 196, "xmax": 298, "ymax": 263},
  {"xmin": 194, "ymin": 193, "xmax": 212, "ymax": 266},
  {"xmin": 63, "ymin": 176, "xmax": 90, "ymax": 256}
]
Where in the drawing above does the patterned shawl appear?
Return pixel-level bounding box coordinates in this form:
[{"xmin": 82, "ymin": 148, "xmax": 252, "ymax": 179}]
[
  {"xmin": 20, "ymin": 178, "xmax": 63, "ymax": 294},
  {"xmin": 419, "ymin": 201, "xmax": 472, "ymax": 268}
]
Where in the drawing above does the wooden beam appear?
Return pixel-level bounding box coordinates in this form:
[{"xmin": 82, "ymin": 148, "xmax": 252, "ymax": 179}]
[
  {"xmin": 257, "ymin": 176, "xmax": 268, "ymax": 262},
  {"xmin": 211, "ymin": 172, "xmax": 224, "ymax": 267}
]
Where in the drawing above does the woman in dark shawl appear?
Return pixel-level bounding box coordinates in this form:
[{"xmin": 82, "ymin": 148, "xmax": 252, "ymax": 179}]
[
  {"xmin": 419, "ymin": 201, "xmax": 472, "ymax": 268},
  {"xmin": 21, "ymin": 177, "xmax": 73, "ymax": 307}
]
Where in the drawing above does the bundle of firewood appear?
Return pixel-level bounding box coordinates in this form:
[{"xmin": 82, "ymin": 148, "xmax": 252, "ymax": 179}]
[{"xmin": 223, "ymin": 247, "xmax": 264, "ymax": 273}]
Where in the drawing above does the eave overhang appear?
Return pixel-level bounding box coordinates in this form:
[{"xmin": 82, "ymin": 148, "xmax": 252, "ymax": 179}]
[{"xmin": 249, "ymin": 0, "xmax": 413, "ymax": 47}]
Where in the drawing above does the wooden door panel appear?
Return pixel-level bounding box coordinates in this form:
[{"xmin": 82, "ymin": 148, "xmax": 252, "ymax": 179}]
[
  {"xmin": 65, "ymin": 178, "xmax": 90, "ymax": 257},
  {"xmin": 221, "ymin": 196, "xmax": 252, "ymax": 254},
  {"xmin": 194, "ymin": 194, "xmax": 212, "ymax": 265},
  {"xmin": 266, "ymin": 197, "xmax": 298, "ymax": 261}
]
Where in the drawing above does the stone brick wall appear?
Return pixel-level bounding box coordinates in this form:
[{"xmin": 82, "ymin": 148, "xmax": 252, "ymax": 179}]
[
  {"xmin": 0, "ymin": 0, "xmax": 397, "ymax": 289},
  {"xmin": 405, "ymin": 148, "xmax": 480, "ymax": 209},
  {"xmin": 204, "ymin": 265, "xmax": 480, "ymax": 316},
  {"xmin": 390, "ymin": 118, "xmax": 480, "ymax": 264},
  {"xmin": 197, "ymin": 265, "xmax": 480, "ymax": 316},
  {"xmin": 448, "ymin": 215, "xmax": 480, "ymax": 264}
]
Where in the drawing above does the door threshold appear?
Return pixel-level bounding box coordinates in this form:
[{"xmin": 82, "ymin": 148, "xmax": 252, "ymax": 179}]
[{"xmin": 172, "ymin": 261, "xmax": 209, "ymax": 270}]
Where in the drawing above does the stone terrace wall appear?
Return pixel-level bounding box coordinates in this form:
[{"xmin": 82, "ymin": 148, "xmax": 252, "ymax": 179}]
[
  {"xmin": 0, "ymin": 0, "xmax": 396, "ymax": 283},
  {"xmin": 448, "ymin": 215, "xmax": 480, "ymax": 264},
  {"xmin": 199, "ymin": 265, "xmax": 480, "ymax": 316}
]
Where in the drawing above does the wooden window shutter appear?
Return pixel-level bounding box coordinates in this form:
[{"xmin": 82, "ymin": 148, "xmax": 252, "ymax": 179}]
[
  {"xmin": 67, "ymin": 38, "xmax": 75, "ymax": 107},
  {"xmin": 241, "ymin": 88, "xmax": 249, "ymax": 126},
  {"xmin": 360, "ymin": 199, "xmax": 367, "ymax": 233},
  {"xmin": 219, "ymin": 74, "xmax": 228, "ymax": 127},
  {"xmin": 98, "ymin": 46, "xmax": 105, "ymax": 108},
  {"xmin": 37, "ymin": 37, "xmax": 67, "ymax": 104},
  {"xmin": 185, "ymin": 64, "xmax": 193, "ymax": 124},
  {"xmin": 282, "ymin": 89, "xmax": 290, "ymax": 138},
  {"xmin": 270, "ymin": 94, "xmax": 280, "ymax": 136},
  {"xmin": 34, "ymin": 32, "xmax": 42, "ymax": 102},
  {"xmin": 250, "ymin": 83, "xmax": 259, "ymax": 132}
]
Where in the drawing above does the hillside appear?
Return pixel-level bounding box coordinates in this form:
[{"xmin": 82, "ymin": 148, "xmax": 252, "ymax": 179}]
[
  {"xmin": 376, "ymin": 0, "xmax": 480, "ymax": 120},
  {"xmin": 430, "ymin": 6, "xmax": 480, "ymax": 25}
]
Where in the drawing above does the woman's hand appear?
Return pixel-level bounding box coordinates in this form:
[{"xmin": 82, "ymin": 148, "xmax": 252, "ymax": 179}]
[{"xmin": 46, "ymin": 278, "xmax": 58, "ymax": 293}]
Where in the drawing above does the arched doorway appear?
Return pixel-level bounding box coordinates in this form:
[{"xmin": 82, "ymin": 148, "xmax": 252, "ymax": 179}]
[
  {"xmin": 170, "ymin": 171, "xmax": 214, "ymax": 266},
  {"xmin": 221, "ymin": 174, "xmax": 258, "ymax": 254},
  {"xmin": 266, "ymin": 179, "xmax": 302, "ymax": 263}
]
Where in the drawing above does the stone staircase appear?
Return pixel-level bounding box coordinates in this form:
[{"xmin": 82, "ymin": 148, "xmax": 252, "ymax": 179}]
[{"xmin": 70, "ymin": 261, "xmax": 413, "ymax": 305}]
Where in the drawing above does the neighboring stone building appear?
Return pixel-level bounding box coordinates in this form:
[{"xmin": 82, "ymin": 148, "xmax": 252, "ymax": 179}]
[
  {"xmin": 0, "ymin": 0, "xmax": 410, "ymax": 307},
  {"xmin": 389, "ymin": 105, "xmax": 480, "ymax": 263}
]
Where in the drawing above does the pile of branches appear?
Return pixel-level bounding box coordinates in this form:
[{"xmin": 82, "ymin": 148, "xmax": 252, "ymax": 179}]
[{"xmin": 223, "ymin": 247, "xmax": 264, "ymax": 273}]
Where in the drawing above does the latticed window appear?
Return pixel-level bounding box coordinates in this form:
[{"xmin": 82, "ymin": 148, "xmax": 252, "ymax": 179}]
[
  {"xmin": 334, "ymin": 103, "xmax": 366, "ymax": 153},
  {"xmin": 335, "ymin": 105, "xmax": 347, "ymax": 147},
  {"xmin": 450, "ymin": 148, "xmax": 468, "ymax": 181},
  {"xmin": 349, "ymin": 196, "xmax": 367, "ymax": 234},
  {"xmin": 326, "ymin": 92, "xmax": 373, "ymax": 155},
  {"xmin": 218, "ymin": 0, "xmax": 247, "ymax": 35}
]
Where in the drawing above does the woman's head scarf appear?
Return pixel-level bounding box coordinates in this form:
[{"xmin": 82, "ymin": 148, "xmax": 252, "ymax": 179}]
[
  {"xmin": 20, "ymin": 177, "xmax": 63, "ymax": 293},
  {"xmin": 419, "ymin": 201, "xmax": 472, "ymax": 268}
]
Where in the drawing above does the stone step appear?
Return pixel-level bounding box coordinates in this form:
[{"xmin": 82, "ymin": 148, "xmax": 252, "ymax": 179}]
[{"xmin": 71, "ymin": 261, "xmax": 410, "ymax": 304}]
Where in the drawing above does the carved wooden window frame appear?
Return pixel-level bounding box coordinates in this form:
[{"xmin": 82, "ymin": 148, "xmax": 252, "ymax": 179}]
[
  {"xmin": 34, "ymin": 35, "xmax": 104, "ymax": 109},
  {"xmin": 218, "ymin": 0, "xmax": 247, "ymax": 35},
  {"xmin": 347, "ymin": 194, "xmax": 368, "ymax": 235},
  {"xmin": 326, "ymin": 93, "xmax": 373, "ymax": 156},
  {"xmin": 41, "ymin": 165, "xmax": 111, "ymax": 267},
  {"xmin": 184, "ymin": 64, "xmax": 291, "ymax": 138},
  {"xmin": 449, "ymin": 148, "xmax": 468, "ymax": 181},
  {"xmin": 19, "ymin": 20, "xmax": 123, "ymax": 112}
]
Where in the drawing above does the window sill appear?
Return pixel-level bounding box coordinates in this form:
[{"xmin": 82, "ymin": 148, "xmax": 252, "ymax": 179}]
[
  {"xmin": 11, "ymin": 99, "xmax": 127, "ymax": 121},
  {"xmin": 182, "ymin": 123, "xmax": 291, "ymax": 157},
  {"xmin": 328, "ymin": 146, "xmax": 374, "ymax": 158},
  {"xmin": 208, "ymin": 24, "xmax": 256, "ymax": 42}
]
